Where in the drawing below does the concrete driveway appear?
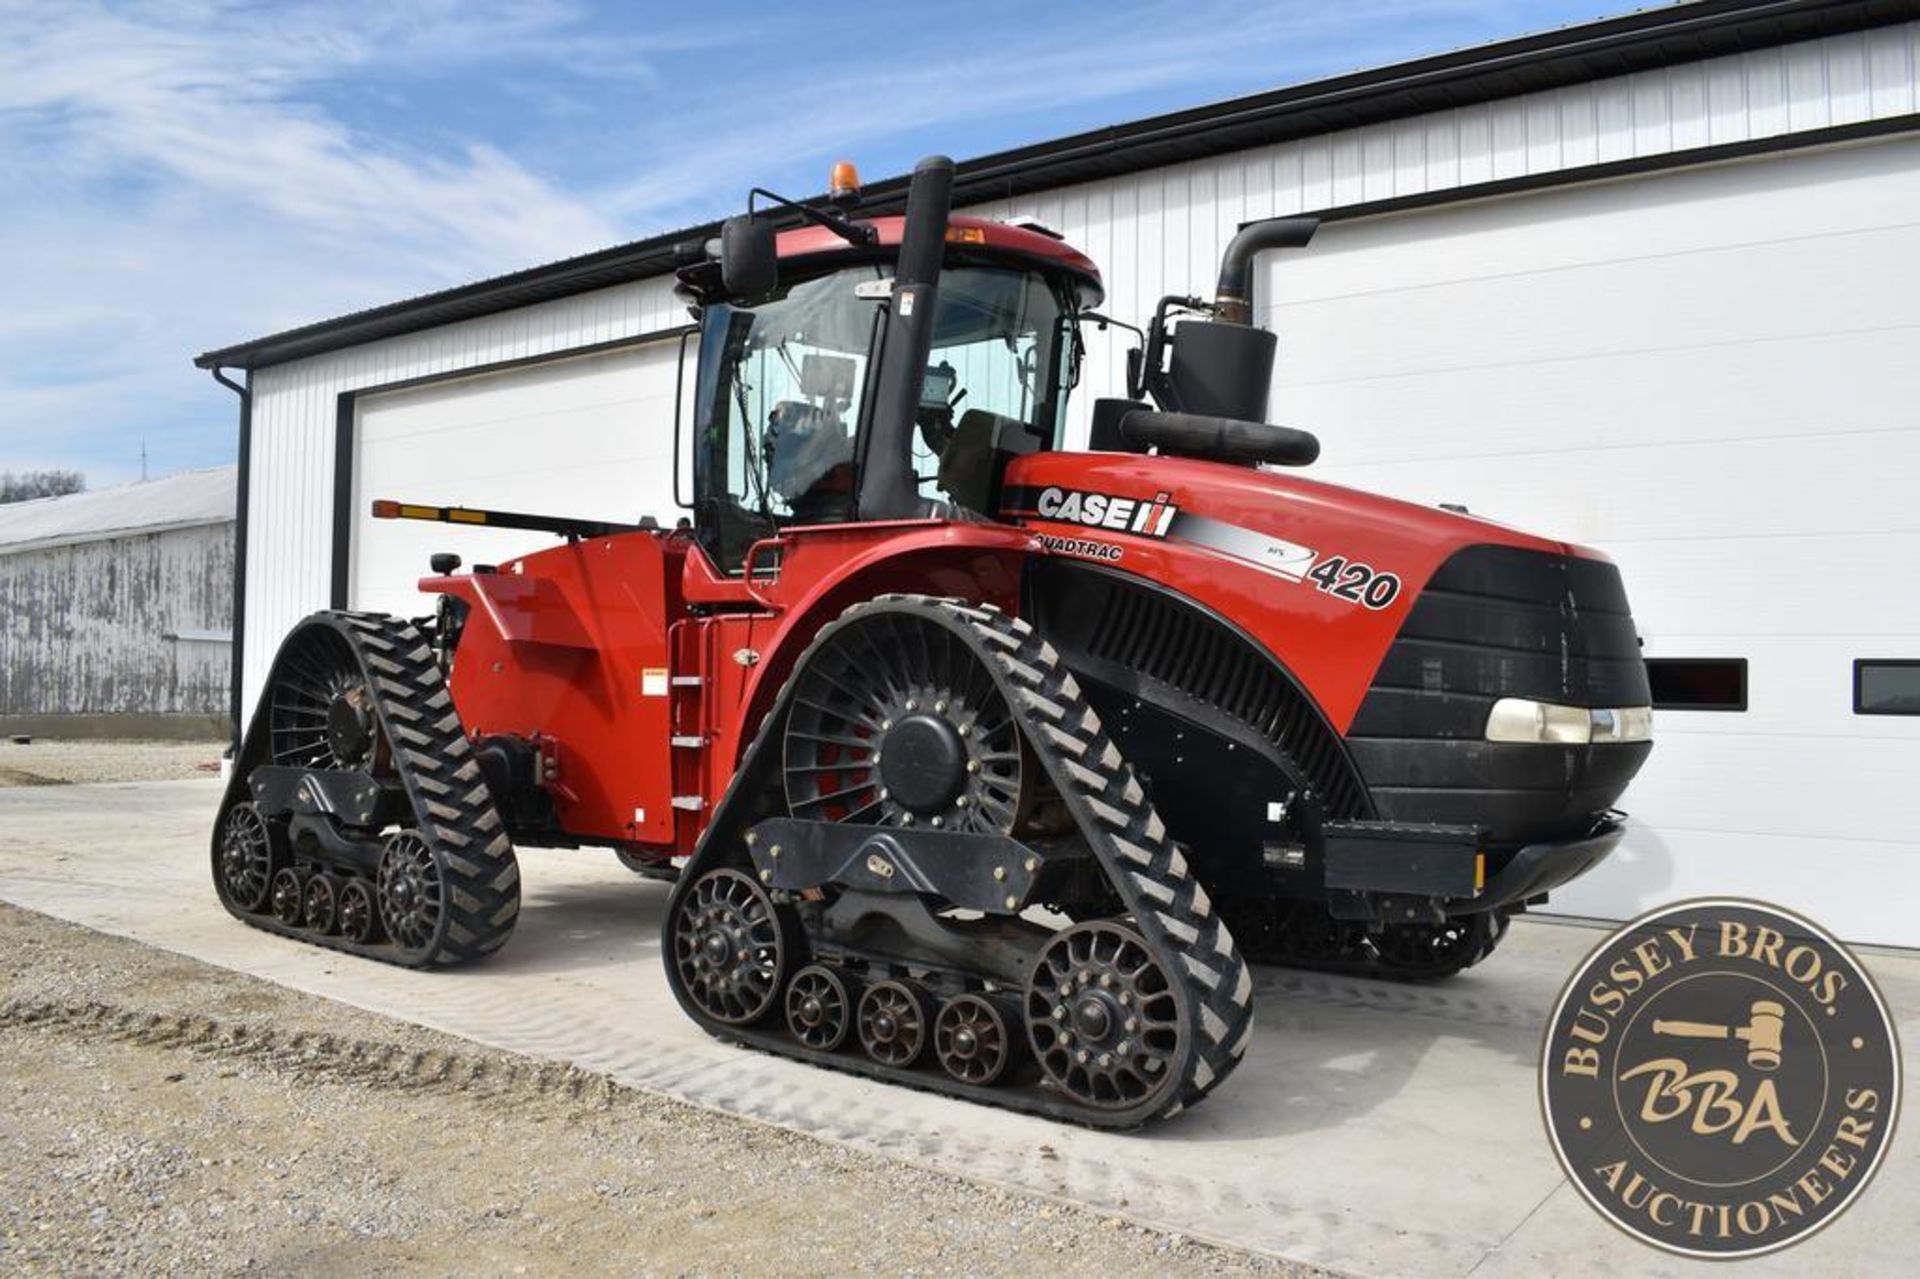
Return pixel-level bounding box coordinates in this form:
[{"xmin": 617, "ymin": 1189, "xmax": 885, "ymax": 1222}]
[{"xmin": 1, "ymin": 778, "xmax": 1912, "ymax": 1276}]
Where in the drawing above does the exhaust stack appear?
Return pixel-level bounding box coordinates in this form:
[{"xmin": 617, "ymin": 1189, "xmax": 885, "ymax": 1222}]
[
  {"xmin": 856, "ymin": 154, "xmax": 955, "ymax": 521},
  {"xmin": 1213, "ymin": 216, "xmax": 1318, "ymax": 324},
  {"xmin": 1152, "ymin": 215, "xmax": 1320, "ymax": 424}
]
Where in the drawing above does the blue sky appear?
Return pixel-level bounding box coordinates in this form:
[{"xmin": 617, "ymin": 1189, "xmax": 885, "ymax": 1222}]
[{"xmin": 0, "ymin": 0, "xmax": 1633, "ymax": 485}]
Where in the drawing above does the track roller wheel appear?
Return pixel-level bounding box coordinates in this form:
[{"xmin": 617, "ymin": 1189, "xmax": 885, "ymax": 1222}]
[
  {"xmin": 671, "ymin": 868, "xmax": 792, "ymax": 1025},
  {"xmin": 269, "ymin": 867, "xmax": 308, "ymax": 928},
  {"xmin": 858, "ymin": 980, "xmax": 932, "ymax": 1067},
  {"xmin": 216, "ymin": 802, "xmax": 280, "ymax": 913},
  {"xmin": 302, "ymin": 874, "xmax": 340, "ymax": 934},
  {"xmin": 935, "ymin": 993, "xmax": 1019, "ymax": 1085},
  {"xmin": 786, "ymin": 964, "xmax": 856, "ymax": 1051},
  {"xmin": 338, "ymin": 879, "xmax": 381, "ymax": 945},
  {"xmin": 1026, "ymin": 921, "xmax": 1182, "ymax": 1111}
]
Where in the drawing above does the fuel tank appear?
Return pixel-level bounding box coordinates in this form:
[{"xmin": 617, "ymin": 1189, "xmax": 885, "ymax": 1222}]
[{"xmin": 1000, "ymin": 451, "xmax": 1652, "ymax": 846}]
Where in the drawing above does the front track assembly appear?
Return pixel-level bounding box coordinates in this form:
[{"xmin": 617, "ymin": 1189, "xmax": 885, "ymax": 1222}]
[
  {"xmin": 210, "ymin": 611, "xmax": 520, "ymax": 968},
  {"xmin": 663, "ymin": 596, "xmax": 1254, "ymax": 1128}
]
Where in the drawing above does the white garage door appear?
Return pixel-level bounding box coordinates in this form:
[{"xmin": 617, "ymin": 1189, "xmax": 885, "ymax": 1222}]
[
  {"xmin": 349, "ymin": 338, "xmax": 687, "ymax": 619},
  {"xmin": 1264, "ymin": 134, "xmax": 1920, "ymax": 946}
]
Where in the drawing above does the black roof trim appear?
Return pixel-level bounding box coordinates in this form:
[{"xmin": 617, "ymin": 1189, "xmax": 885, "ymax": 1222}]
[{"xmin": 196, "ymin": 0, "xmax": 1916, "ymax": 371}]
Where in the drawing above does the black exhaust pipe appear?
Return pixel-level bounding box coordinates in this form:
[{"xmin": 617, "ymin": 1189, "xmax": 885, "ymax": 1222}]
[
  {"xmin": 1212, "ymin": 216, "xmax": 1317, "ymax": 325},
  {"xmin": 1147, "ymin": 214, "xmax": 1321, "ymax": 423},
  {"xmin": 857, "ymin": 155, "xmax": 954, "ymax": 521}
]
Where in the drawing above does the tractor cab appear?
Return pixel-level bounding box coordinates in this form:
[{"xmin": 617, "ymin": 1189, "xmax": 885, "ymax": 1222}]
[
  {"xmin": 675, "ymin": 194, "xmax": 1101, "ymax": 573},
  {"xmin": 673, "ymin": 158, "xmax": 1323, "ymax": 578}
]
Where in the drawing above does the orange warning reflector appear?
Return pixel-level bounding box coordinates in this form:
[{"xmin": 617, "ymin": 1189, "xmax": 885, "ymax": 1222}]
[
  {"xmin": 371, "ymin": 499, "xmax": 400, "ymax": 519},
  {"xmin": 1474, "ymin": 852, "xmax": 1487, "ymax": 892},
  {"xmin": 448, "ymin": 508, "xmax": 487, "ymax": 525},
  {"xmin": 945, "ymin": 225, "xmax": 987, "ymax": 244}
]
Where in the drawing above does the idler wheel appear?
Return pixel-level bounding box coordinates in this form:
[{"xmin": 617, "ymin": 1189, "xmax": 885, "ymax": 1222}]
[
  {"xmin": 1025, "ymin": 921, "xmax": 1183, "ymax": 1110},
  {"xmin": 672, "ymin": 868, "xmax": 790, "ymax": 1025},
  {"xmin": 377, "ymin": 830, "xmax": 444, "ymax": 954},
  {"xmin": 785, "ymin": 964, "xmax": 855, "ymax": 1051},
  {"xmin": 218, "ymin": 802, "xmax": 280, "ymax": 913},
  {"xmin": 857, "ymin": 980, "xmax": 932, "ymax": 1067}
]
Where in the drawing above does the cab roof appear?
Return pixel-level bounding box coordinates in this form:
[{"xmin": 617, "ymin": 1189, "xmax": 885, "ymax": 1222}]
[{"xmin": 774, "ymin": 215, "xmax": 1104, "ymax": 305}]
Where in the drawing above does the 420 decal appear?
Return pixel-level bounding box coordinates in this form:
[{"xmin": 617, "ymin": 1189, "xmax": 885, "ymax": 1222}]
[{"xmin": 1306, "ymin": 556, "xmax": 1400, "ymax": 610}]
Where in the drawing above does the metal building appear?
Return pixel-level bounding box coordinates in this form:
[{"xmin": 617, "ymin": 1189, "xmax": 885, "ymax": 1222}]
[
  {"xmin": 195, "ymin": 0, "xmax": 1920, "ymax": 945},
  {"xmin": 0, "ymin": 467, "xmax": 236, "ymax": 738}
]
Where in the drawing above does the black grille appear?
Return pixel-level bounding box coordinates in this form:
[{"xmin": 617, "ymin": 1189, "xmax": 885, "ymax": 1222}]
[
  {"xmin": 1348, "ymin": 544, "xmax": 1652, "ymax": 842},
  {"xmin": 1028, "ymin": 562, "xmax": 1367, "ymax": 819}
]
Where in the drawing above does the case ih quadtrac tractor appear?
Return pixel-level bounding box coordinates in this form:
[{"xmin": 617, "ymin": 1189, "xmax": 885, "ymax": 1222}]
[{"xmin": 213, "ymin": 156, "xmax": 1652, "ymax": 1126}]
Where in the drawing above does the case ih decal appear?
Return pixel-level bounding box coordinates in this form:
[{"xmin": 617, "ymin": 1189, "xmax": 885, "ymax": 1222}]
[{"xmin": 1016, "ymin": 485, "xmax": 1178, "ymax": 537}]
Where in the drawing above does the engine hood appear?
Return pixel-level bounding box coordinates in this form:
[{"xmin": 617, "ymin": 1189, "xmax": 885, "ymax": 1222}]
[{"xmin": 1000, "ymin": 451, "xmax": 1607, "ymax": 731}]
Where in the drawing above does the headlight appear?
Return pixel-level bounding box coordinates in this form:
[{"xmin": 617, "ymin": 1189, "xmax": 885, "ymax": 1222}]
[{"xmin": 1485, "ymin": 698, "xmax": 1652, "ymax": 744}]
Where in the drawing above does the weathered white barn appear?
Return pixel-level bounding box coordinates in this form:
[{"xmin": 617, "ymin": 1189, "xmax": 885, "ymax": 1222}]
[
  {"xmin": 195, "ymin": 0, "xmax": 1920, "ymax": 945},
  {"xmin": 0, "ymin": 467, "xmax": 236, "ymax": 738}
]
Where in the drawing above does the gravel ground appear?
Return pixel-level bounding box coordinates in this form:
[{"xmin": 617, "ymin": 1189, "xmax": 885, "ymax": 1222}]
[
  {"xmin": 0, "ymin": 905, "xmax": 1326, "ymax": 1278},
  {"xmin": 0, "ymin": 740, "xmax": 223, "ymax": 787}
]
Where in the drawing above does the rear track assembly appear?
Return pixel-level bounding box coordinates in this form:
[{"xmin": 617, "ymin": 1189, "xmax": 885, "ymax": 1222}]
[{"xmin": 210, "ymin": 612, "xmax": 521, "ymax": 968}]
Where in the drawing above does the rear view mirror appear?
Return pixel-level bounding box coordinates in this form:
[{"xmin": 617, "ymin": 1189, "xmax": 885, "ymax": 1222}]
[{"xmin": 720, "ymin": 216, "xmax": 778, "ymax": 300}]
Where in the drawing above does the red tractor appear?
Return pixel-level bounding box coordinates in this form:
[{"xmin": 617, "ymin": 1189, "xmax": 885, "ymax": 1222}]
[{"xmin": 212, "ymin": 156, "xmax": 1652, "ymax": 1126}]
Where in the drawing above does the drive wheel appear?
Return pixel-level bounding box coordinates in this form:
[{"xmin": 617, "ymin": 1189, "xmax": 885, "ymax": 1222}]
[
  {"xmin": 302, "ymin": 874, "xmax": 340, "ymax": 934},
  {"xmin": 269, "ymin": 867, "xmax": 307, "ymax": 927},
  {"xmin": 338, "ymin": 879, "xmax": 381, "ymax": 944},
  {"xmin": 857, "ymin": 980, "xmax": 931, "ymax": 1067},
  {"xmin": 378, "ymin": 831, "xmax": 443, "ymax": 955},
  {"xmin": 217, "ymin": 802, "xmax": 280, "ymax": 912},
  {"xmin": 935, "ymin": 993, "xmax": 1018, "ymax": 1085},
  {"xmin": 1026, "ymin": 921, "xmax": 1182, "ymax": 1110},
  {"xmin": 785, "ymin": 964, "xmax": 854, "ymax": 1051},
  {"xmin": 783, "ymin": 611, "xmax": 1028, "ymax": 833},
  {"xmin": 672, "ymin": 868, "xmax": 790, "ymax": 1025},
  {"xmin": 265, "ymin": 626, "xmax": 386, "ymax": 772}
]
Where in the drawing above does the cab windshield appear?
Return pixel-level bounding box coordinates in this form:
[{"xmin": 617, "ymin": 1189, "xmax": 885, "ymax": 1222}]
[{"xmin": 693, "ymin": 264, "xmax": 1076, "ymax": 570}]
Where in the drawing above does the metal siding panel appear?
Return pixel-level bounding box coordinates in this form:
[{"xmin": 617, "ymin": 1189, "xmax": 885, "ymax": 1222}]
[
  {"xmin": 1866, "ymin": 24, "xmax": 1914, "ymax": 117},
  {"xmin": 1787, "ymin": 38, "xmax": 1833, "ymax": 132},
  {"xmin": 1828, "ymin": 29, "xmax": 1873, "ymax": 125},
  {"xmin": 1631, "ymin": 67, "xmax": 1672, "ymax": 156},
  {"xmin": 1669, "ymin": 62, "xmax": 1711, "ymax": 151},
  {"xmin": 1707, "ymin": 55, "xmax": 1750, "ymax": 145}
]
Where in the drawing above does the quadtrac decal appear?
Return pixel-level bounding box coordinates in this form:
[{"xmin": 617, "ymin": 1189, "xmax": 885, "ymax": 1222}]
[{"xmin": 1035, "ymin": 532, "xmax": 1125, "ymax": 562}]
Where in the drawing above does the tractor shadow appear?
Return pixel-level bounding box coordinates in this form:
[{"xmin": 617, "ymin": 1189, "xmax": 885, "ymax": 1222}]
[{"xmin": 1154, "ymin": 955, "xmax": 1562, "ymax": 1143}]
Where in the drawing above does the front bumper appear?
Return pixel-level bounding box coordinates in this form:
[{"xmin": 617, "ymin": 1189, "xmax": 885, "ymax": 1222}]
[
  {"xmin": 1467, "ymin": 816, "xmax": 1624, "ymax": 913},
  {"xmin": 1320, "ymin": 814, "xmax": 1624, "ymax": 916}
]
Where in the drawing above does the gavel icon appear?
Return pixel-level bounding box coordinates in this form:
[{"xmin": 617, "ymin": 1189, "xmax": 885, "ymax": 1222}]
[{"xmin": 1652, "ymin": 1000, "xmax": 1786, "ymax": 1071}]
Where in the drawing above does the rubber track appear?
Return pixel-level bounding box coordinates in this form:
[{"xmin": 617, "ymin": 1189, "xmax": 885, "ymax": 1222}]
[
  {"xmin": 663, "ymin": 595, "xmax": 1255, "ymax": 1128},
  {"xmin": 212, "ymin": 611, "xmax": 521, "ymax": 969}
]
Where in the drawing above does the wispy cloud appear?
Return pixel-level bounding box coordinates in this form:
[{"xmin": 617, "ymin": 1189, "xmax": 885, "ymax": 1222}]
[{"xmin": 0, "ymin": 0, "xmax": 1608, "ymax": 483}]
